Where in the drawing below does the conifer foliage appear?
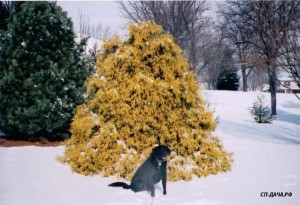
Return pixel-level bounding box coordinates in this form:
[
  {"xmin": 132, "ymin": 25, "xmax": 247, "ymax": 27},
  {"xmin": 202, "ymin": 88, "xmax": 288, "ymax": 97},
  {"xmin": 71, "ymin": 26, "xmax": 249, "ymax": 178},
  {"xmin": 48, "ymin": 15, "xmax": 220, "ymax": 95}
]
[
  {"xmin": 0, "ymin": 2, "xmax": 90, "ymax": 139},
  {"xmin": 216, "ymin": 69, "xmax": 240, "ymax": 91},
  {"xmin": 250, "ymin": 94, "xmax": 273, "ymax": 123},
  {"xmin": 61, "ymin": 22, "xmax": 232, "ymax": 181}
]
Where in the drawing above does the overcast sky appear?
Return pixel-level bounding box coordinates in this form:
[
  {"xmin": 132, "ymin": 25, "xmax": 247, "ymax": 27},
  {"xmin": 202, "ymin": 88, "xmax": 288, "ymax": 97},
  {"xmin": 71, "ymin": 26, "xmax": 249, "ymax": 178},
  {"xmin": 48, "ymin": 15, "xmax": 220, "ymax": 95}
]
[
  {"xmin": 57, "ymin": 1, "xmax": 219, "ymax": 39},
  {"xmin": 57, "ymin": 1, "xmax": 129, "ymax": 37}
]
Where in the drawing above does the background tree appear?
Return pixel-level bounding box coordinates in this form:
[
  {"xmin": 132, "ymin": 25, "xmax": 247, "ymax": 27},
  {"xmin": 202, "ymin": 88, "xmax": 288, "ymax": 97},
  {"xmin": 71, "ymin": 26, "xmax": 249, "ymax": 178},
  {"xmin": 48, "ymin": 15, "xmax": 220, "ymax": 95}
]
[
  {"xmin": 60, "ymin": 22, "xmax": 232, "ymax": 181},
  {"xmin": 247, "ymin": 67, "xmax": 269, "ymax": 91},
  {"xmin": 218, "ymin": 3, "xmax": 254, "ymax": 92},
  {"xmin": 0, "ymin": 1, "xmax": 91, "ymax": 140},
  {"xmin": 76, "ymin": 9, "xmax": 112, "ymax": 72},
  {"xmin": 281, "ymin": 28, "xmax": 300, "ymax": 91},
  {"xmin": 219, "ymin": 1, "xmax": 300, "ymax": 115},
  {"xmin": 77, "ymin": 9, "xmax": 112, "ymax": 41},
  {"xmin": 202, "ymin": 42, "xmax": 235, "ymax": 90},
  {"xmin": 216, "ymin": 69, "xmax": 239, "ymax": 91}
]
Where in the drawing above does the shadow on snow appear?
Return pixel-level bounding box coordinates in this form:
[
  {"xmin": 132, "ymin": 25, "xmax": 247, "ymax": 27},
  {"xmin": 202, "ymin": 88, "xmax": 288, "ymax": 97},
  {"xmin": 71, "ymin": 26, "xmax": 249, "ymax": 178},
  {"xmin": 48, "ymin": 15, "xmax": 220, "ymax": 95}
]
[{"xmin": 218, "ymin": 120, "xmax": 300, "ymax": 145}]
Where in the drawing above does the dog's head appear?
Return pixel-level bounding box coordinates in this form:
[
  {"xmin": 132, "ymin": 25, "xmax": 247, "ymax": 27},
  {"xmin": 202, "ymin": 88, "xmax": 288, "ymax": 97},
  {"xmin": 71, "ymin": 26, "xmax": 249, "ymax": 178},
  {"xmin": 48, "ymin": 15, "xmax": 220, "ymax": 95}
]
[{"xmin": 152, "ymin": 145, "xmax": 171, "ymax": 162}]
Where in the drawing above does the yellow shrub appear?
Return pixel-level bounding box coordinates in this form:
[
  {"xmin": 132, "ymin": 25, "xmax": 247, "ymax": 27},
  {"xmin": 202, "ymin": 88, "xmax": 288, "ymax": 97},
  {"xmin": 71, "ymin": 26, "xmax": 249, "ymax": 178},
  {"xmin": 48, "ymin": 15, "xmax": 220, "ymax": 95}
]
[{"xmin": 60, "ymin": 22, "xmax": 232, "ymax": 181}]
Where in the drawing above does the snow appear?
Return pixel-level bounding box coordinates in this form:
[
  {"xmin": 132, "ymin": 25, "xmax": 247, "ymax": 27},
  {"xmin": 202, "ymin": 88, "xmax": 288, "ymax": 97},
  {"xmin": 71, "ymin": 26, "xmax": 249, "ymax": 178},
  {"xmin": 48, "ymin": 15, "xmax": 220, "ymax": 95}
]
[
  {"xmin": 1, "ymin": 90, "xmax": 300, "ymax": 205},
  {"xmin": 203, "ymin": 91, "xmax": 300, "ymax": 145},
  {"xmin": 75, "ymin": 33, "xmax": 102, "ymax": 55}
]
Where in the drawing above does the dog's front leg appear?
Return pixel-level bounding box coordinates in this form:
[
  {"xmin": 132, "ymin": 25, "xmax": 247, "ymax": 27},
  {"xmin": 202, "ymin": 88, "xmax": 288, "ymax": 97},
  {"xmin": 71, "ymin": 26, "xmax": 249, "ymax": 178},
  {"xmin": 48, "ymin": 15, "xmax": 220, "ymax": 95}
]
[
  {"xmin": 161, "ymin": 163, "xmax": 167, "ymax": 195},
  {"xmin": 162, "ymin": 177, "xmax": 167, "ymax": 195},
  {"xmin": 150, "ymin": 183, "xmax": 155, "ymax": 197}
]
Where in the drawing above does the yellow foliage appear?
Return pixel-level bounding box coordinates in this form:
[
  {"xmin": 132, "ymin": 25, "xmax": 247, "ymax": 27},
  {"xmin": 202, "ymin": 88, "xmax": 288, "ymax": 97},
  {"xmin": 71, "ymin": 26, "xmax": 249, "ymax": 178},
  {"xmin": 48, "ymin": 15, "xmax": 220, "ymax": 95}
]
[{"xmin": 60, "ymin": 22, "xmax": 232, "ymax": 181}]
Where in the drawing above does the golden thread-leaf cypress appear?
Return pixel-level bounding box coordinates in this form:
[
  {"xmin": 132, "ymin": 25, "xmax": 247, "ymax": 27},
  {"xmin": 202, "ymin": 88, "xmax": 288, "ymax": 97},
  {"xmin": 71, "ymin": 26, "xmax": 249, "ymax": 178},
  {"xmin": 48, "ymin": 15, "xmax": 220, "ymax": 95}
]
[{"xmin": 60, "ymin": 22, "xmax": 232, "ymax": 181}]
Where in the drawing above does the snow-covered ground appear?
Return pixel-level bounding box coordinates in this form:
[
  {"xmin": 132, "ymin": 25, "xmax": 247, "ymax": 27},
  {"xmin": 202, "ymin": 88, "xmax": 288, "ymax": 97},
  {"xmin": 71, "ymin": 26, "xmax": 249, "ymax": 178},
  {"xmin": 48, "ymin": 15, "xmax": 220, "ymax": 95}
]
[{"xmin": 1, "ymin": 90, "xmax": 299, "ymax": 205}]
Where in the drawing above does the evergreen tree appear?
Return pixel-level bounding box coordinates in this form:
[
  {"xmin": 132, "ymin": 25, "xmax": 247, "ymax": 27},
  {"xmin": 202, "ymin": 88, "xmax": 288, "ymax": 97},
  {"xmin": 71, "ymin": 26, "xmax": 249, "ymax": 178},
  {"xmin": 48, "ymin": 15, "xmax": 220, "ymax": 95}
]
[
  {"xmin": 216, "ymin": 69, "xmax": 240, "ymax": 91},
  {"xmin": 60, "ymin": 22, "xmax": 232, "ymax": 181},
  {"xmin": 0, "ymin": 1, "xmax": 10, "ymax": 31},
  {"xmin": 0, "ymin": 1, "xmax": 90, "ymax": 140},
  {"xmin": 250, "ymin": 95, "xmax": 273, "ymax": 124},
  {"xmin": 0, "ymin": 1, "xmax": 25, "ymax": 31}
]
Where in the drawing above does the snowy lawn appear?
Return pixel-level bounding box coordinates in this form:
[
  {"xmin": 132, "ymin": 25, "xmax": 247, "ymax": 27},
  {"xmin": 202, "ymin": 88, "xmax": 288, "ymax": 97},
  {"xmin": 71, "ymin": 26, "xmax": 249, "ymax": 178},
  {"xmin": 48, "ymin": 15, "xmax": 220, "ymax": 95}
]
[{"xmin": 1, "ymin": 90, "xmax": 299, "ymax": 205}]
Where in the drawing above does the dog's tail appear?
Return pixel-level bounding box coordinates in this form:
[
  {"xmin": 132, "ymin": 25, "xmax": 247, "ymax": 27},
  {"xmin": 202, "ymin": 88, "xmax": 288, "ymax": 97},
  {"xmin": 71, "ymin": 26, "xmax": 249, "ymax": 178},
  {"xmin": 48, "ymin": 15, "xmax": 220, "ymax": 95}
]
[{"xmin": 108, "ymin": 182, "xmax": 131, "ymax": 189}]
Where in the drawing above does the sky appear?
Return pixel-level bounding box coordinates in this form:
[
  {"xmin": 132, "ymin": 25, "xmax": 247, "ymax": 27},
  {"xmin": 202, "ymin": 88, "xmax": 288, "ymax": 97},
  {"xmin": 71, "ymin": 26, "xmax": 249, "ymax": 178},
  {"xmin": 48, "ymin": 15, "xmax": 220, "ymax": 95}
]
[
  {"xmin": 57, "ymin": 1, "xmax": 129, "ymax": 37},
  {"xmin": 57, "ymin": 1, "xmax": 218, "ymax": 39}
]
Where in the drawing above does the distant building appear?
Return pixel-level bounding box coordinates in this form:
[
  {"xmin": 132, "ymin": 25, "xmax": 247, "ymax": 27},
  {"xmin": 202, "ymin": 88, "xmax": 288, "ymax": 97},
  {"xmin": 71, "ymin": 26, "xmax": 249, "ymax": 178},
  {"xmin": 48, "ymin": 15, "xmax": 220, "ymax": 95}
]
[{"xmin": 277, "ymin": 77, "xmax": 300, "ymax": 94}]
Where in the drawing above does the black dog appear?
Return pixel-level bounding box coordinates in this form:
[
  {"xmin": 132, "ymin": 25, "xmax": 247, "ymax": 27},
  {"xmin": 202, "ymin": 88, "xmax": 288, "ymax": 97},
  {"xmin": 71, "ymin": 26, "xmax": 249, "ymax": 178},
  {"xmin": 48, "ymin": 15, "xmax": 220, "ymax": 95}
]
[{"xmin": 108, "ymin": 145, "xmax": 171, "ymax": 197}]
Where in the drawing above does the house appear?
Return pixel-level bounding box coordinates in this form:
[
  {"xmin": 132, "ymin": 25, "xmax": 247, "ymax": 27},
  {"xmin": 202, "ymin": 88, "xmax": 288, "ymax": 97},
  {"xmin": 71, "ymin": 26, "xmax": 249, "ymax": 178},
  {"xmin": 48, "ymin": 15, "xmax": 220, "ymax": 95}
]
[{"xmin": 277, "ymin": 77, "xmax": 300, "ymax": 94}]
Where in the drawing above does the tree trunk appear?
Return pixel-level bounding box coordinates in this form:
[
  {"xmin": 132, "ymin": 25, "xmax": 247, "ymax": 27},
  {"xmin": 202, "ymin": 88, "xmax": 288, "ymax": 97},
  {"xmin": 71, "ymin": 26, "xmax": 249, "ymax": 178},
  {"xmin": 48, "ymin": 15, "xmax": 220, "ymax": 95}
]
[
  {"xmin": 241, "ymin": 64, "xmax": 248, "ymax": 92},
  {"xmin": 268, "ymin": 65, "xmax": 277, "ymax": 115}
]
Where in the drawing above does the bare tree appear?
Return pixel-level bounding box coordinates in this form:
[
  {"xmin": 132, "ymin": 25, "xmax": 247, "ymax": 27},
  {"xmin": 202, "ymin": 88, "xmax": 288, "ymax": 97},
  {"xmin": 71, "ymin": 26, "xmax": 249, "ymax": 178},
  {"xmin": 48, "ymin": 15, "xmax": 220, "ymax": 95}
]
[
  {"xmin": 119, "ymin": 0, "xmax": 212, "ymax": 75},
  {"xmin": 218, "ymin": 2, "xmax": 256, "ymax": 92},
  {"xmin": 77, "ymin": 9, "xmax": 113, "ymax": 65},
  {"xmin": 201, "ymin": 38, "xmax": 236, "ymax": 90},
  {"xmin": 78, "ymin": 9, "xmax": 112, "ymax": 41},
  {"xmin": 253, "ymin": 1, "xmax": 300, "ymax": 114},
  {"xmin": 248, "ymin": 61, "xmax": 269, "ymax": 92},
  {"xmin": 220, "ymin": 1, "xmax": 300, "ymax": 115},
  {"xmin": 281, "ymin": 29, "xmax": 300, "ymax": 89}
]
